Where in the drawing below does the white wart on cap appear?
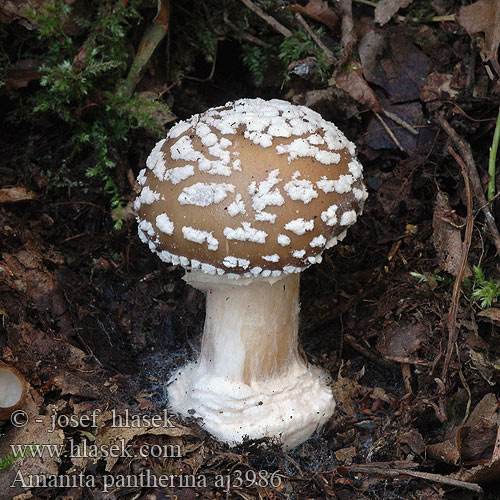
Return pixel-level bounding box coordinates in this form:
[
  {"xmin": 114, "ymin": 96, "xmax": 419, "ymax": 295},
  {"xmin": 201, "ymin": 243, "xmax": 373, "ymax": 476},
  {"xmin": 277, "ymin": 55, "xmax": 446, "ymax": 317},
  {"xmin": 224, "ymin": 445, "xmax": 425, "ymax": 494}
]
[{"xmin": 136, "ymin": 98, "xmax": 367, "ymax": 278}]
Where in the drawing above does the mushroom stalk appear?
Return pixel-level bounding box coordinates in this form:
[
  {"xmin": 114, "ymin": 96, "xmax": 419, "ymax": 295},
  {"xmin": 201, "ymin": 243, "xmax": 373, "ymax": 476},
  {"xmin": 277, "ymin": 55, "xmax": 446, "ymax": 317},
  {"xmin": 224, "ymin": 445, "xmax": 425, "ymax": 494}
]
[
  {"xmin": 168, "ymin": 272, "xmax": 335, "ymax": 448},
  {"xmin": 202, "ymin": 273, "xmax": 301, "ymax": 384}
]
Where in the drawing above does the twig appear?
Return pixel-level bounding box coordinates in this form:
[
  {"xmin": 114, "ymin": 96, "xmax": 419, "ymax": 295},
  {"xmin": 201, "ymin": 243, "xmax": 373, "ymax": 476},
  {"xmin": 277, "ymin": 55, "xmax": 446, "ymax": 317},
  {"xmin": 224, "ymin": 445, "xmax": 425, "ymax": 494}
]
[
  {"xmin": 294, "ymin": 13, "xmax": 334, "ymax": 64},
  {"xmin": 338, "ymin": 0, "xmax": 355, "ymax": 67},
  {"xmin": 488, "ymin": 106, "xmax": 500, "ymax": 200},
  {"xmin": 184, "ymin": 42, "xmax": 218, "ymax": 82},
  {"xmin": 436, "ymin": 146, "xmax": 474, "ymax": 421},
  {"xmin": 353, "ymin": 0, "xmax": 377, "ymax": 6},
  {"xmin": 493, "ymin": 419, "xmax": 500, "ymax": 462},
  {"xmin": 382, "ymin": 109, "xmax": 418, "ymax": 135},
  {"xmin": 239, "ymin": 0, "xmax": 292, "ymax": 37},
  {"xmin": 396, "ymin": 14, "xmax": 457, "ymax": 23},
  {"xmin": 375, "ymin": 111, "xmax": 404, "ymax": 151},
  {"xmin": 224, "ymin": 14, "xmax": 269, "ymax": 48},
  {"xmin": 345, "ymin": 334, "xmax": 395, "ymax": 368},
  {"xmin": 438, "ymin": 115, "xmax": 500, "ymax": 256},
  {"xmin": 347, "ymin": 464, "xmax": 484, "ymax": 494},
  {"xmin": 116, "ymin": 0, "xmax": 170, "ymax": 99}
]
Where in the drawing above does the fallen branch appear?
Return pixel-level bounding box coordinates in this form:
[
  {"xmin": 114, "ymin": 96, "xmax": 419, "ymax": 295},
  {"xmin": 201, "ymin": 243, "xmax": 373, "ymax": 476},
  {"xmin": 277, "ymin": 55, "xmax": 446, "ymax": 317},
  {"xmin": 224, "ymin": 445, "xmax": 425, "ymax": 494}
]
[
  {"xmin": 382, "ymin": 109, "xmax": 418, "ymax": 135},
  {"xmin": 435, "ymin": 146, "xmax": 474, "ymax": 421},
  {"xmin": 240, "ymin": 0, "xmax": 292, "ymax": 37},
  {"xmin": 295, "ymin": 13, "xmax": 334, "ymax": 64},
  {"xmin": 116, "ymin": 0, "xmax": 170, "ymax": 99},
  {"xmin": 375, "ymin": 111, "xmax": 404, "ymax": 151},
  {"xmin": 438, "ymin": 115, "xmax": 500, "ymax": 256},
  {"xmin": 224, "ymin": 14, "xmax": 269, "ymax": 48},
  {"xmin": 337, "ymin": 0, "xmax": 355, "ymax": 67},
  {"xmin": 347, "ymin": 463, "xmax": 484, "ymax": 494}
]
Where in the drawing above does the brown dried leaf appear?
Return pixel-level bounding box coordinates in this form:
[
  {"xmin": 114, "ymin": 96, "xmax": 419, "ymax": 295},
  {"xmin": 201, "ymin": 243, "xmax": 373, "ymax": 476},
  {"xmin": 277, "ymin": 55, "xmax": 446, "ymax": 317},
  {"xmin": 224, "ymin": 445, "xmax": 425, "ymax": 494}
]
[
  {"xmin": 376, "ymin": 322, "xmax": 426, "ymax": 362},
  {"xmin": 0, "ymin": 411, "xmax": 64, "ymax": 497},
  {"xmin": 420, "ymin": 71, "xmax": 460, "ymax": 102},
  {"xmin": 337, "ymin": 0, "xmax": 355, "ymax": 66},
  {"xmin": 0, "ymin": 0, "xmax": 49, "ymax": 25},
  {"xmin": 453, "ymin": 457, "xmax": 500, "ymax": 485},
  {"xmin": 458, "ymin": 0, "xmax": 500, "ymax": 67},
  {"xmin": 361, "ymin": 33, "xmax": 431, "ymax": 103},
  {"xmin": 364, "ymin": 102, "xmax": 430, "ymax": 152},
  {"xmin": 0, "ymin": 186, "xmax": 36, "ymax": 203},
  {"xmin": 358, "ymin": 29, "xmax": 385, "ymax": 82},
  {"xmin": 335, "ymin": 446, "xmax": 357, "ymax": 464},
  {"xmin": 2, "ymin": 250, "xmax": 72, "ymax": 331},
  {"xmin": 332, "ymin": 366, "xmax": 363, "ymax": 416},
  {"xmin": 477, "ymin": 307, "xmax": 500, "ymax": 326},
  {"xmin": 53, "ymin": 372, "xmax": 100, "ymax": 399},
  {"xmin": 461, "ymin": 419, "xmax": 498, "ymax": 460},
  {"xmin": 432, "ymin": 190, "xmax": 471, "ymax": 277},
  {"xmin": 7, "ymin": 321, "xmax": 87, "ymax": 374},
  {"xmin": 427, "ymin": 394, "xmax": 499, "ymax": 468},
  {"xmin": 399, "ymin": 429, "xmax": 425, "ymax": 456},
  {"xmin": 98, "ymin": 417, "xmax": 195, "ymax": 471},
  {"xmin": 288, "ymin": 0, "xmax": 339, "ymax": 30},
  {"xmin": 468, "ymin": 348, "xmax": 500, "ymax": 385},
  {"xmin": 375, "ymin": 0, "xmax": 414, "ymax": 26},
  {"xmin": 333, "ymin": 61, "xmax": 382, "ymax": 112},
  {"xmin": 427, "ymin": 434, "xmax": 462, "ymax": 465}
]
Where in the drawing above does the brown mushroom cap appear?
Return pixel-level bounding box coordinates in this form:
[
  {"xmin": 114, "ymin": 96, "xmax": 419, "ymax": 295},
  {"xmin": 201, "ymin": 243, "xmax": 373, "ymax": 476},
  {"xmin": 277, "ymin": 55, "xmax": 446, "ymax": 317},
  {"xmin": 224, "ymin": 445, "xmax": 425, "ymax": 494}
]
[{"xmin": 136, "ymin": 98, "xmax": 367, "ymax": 278}]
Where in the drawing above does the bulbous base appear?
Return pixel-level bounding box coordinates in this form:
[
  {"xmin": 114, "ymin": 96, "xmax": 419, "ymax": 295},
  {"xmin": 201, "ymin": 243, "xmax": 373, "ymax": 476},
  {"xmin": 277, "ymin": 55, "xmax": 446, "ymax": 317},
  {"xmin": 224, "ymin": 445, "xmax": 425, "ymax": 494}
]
[{"xmin": 168, "ymin": 361, "xmax": 335, "ymax": 449}]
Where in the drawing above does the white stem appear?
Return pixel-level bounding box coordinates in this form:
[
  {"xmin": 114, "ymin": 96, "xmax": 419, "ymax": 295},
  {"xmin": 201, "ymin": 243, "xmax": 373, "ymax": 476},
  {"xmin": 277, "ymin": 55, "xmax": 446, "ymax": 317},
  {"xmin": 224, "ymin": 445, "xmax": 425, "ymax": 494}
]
[
  {"xmin": 199, "ymin": 273, "xmax": 302, "ymax": 384},
  {"xmin": 168, "ymin": 272, "xmax": 335, "ymax": 448}
]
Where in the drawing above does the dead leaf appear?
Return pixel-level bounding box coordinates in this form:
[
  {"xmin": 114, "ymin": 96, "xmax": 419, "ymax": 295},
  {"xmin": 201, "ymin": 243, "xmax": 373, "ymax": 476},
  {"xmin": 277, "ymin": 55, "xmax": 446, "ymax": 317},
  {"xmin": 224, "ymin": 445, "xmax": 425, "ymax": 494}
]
[
  {"xmin": 376, "ymin": 322, "xmax": 427, "ymax": 362},
  {"xmin": 461, "ymin": 419, "xmax": 497, "ymax": 460},
  {"xmin": 332, "ymin": 365, "xmax": 363, "ymax": 416},
  {"xmin": 135, "ymin": 91, "xmax": 176, "ymax": 127},
  {"xmin": 452, "ymin": 394, "xmax": 500, "ymax": 485},
  {"xmin": 427, "ymin": 394, "xmax": 499, "ymax": 468},
  {"xmin": 0, "ymin": 409, "xmax": 64, "ymax": 497},
  {"xmin": 7, "ymin": 321, "xmax": 87, "ymax": 375},
  {"xmin": 98, "ymin": 418, "xmax": 195, "ymax": 471},
  {"xmin": 12, "ymin": 493, "xmax": 33, "ymax": 500},
  {"xmin": 477, "ymin": 307, "xmax": 500, "ymax": 326},
  {"xmin": 135, "ymin": 392, "xmax": 154, "ymax": 410},
  {"xmin": 0, "ymin": 0, "xmax": 50, "ymax": 26},
  {"xmin": 333, "ymin": 61, "xmax": 382, "ymax": 112},
  {"xmin": 359, "ymin": 29, "xmax": 386, "ymax": 82},
  {"xmin": 432, "ymin": 190, "xmax": 472, "ymax": 277},
  {"xmin": 0, "ymin": 186, "xmax": 36, "ymax": 203},
  {"xmin": 361, "ymin": 32, "xmax": 431, "ymax": 103},
  {"xmin": 1, "ymin": 250, "xmax": 72, "ymax": 332},
  {"xmin": 453, "ymin": 457, "xmax": 500, "ymax": 485},
  {"xmin": 288, "ymin": 0, "xmax": 338, "ymax": 30},
  {"xmin": 288, "ymin": 56, "xmax": 322, "ymax": 80},
  {"xmin": 399, "ymin": 430, "xmax": 425, "ymax": 456},
  {"xmin": 335, "ymin": 446, "xmax": 357, "ymax": 464},
  {"xmin": 421, "ymin": 71, "xmax": 460, "ymax": 102},
  {"xmin": 53, "ymin": 372, "xmax": 100, "ymax": 399},
  {"xmin": 375, "ymin": 0, "xmax": 414, "ymax": 26},
  {"xmin": 427, "ymin": 434, "xmax": 462, "ymax": 465},
  {"xmin": 364, "ymin": 102, "xmax": 430, "ymax": 152},
  {"xmin": 337, "ymin": 0, "xmax": 355, "ymax": 67},
  {"xmin": 458, "ymin": 0, "xmax": 500, "ymax": 72},
  {"xmin": 468, "ymin": 348, "xmax": 500, "ymax": 385}
]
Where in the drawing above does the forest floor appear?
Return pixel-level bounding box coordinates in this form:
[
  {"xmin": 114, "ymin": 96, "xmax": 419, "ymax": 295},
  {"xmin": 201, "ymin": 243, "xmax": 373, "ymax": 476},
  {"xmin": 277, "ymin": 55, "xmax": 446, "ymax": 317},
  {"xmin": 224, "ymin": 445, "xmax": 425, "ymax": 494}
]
[{"xmin": 0, "ymin": 0, "xmax": 500, "ymax": 499}]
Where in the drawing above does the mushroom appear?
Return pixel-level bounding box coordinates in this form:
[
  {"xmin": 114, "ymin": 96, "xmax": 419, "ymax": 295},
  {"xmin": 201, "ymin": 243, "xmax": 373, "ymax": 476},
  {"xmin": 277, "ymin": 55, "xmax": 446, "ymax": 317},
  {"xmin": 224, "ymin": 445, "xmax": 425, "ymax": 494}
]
[
  {"xmin": 0, "ymin": 363, "xmax": 27, "ymax": 420},
  {"xmin": 136, "ymin": 98, "xmax": 367, "ymax": 448}
]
